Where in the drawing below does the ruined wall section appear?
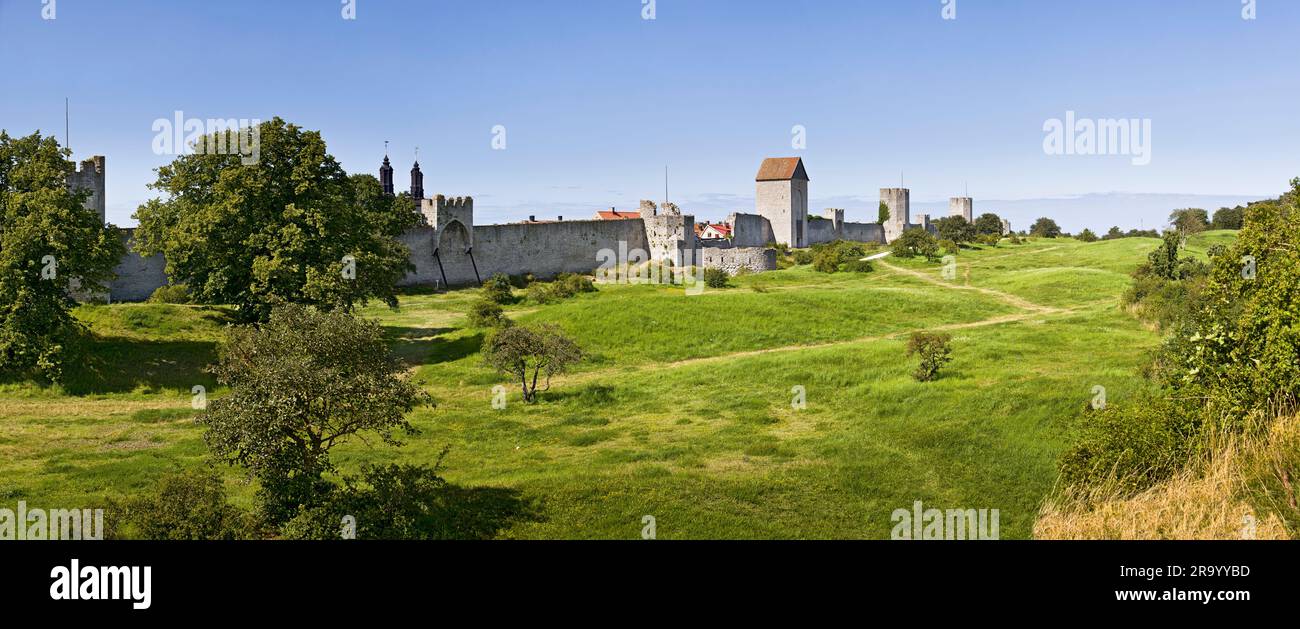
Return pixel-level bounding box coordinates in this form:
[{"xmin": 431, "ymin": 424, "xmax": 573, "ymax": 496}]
[
  {"xmin": 727, "ymin": 212, "xmax": 774, "ymax": 248},
  {"xmin": 644, "ymin": 213, "xmax": 696, "ymax": 267},
  {"xmin": 698, "ymin": 246, "xmax": 777, "ymax": 275}
]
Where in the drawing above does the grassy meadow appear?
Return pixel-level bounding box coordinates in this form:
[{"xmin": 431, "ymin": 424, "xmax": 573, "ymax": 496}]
[{"xmin": 0, "ymin": 232, "xmax": 1238, "ymax": 538}]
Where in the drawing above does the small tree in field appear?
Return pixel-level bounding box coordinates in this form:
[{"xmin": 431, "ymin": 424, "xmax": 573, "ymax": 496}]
[
  {"xmin": 906, "ymin": 331, "xmax": 953, "ymax": 382},
  {"xmin": 1030, "ymin": 217, "xmax": 1062, "ymax": 238},
  {"xmin": 891, "ymin": 228, "xmax": 940, "ymax": 261},
  {"xmin": 935, "ymin": 216, "xmax": 976, "ymax": 245},
  {"xmin": 198, "ymin": 304, "xmax": 428, "ymax": 523},
  {"xmin": 482, "ymin": 323, "xmax": 583, "ymax": 404}
]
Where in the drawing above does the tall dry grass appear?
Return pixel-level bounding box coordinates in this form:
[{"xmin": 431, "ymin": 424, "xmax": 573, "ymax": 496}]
[{"xmin": 1036, "ymin": 416, "xmax": 1299, "ymax": 540}]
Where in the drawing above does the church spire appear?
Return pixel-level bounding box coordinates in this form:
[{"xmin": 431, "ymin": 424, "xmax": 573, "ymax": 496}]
[
  {"xmin": 379, "ymin": 141, "xmax": 394, "ymax": 196},
  {"xmin": 410, "ymin": 150, "xmax": 424, "ymax": 201}
]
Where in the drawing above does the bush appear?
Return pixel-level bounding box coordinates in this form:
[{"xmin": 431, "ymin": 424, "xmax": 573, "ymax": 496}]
[
  {"xmin": 1078, "ymin": 228, "xmax": 1099, "ymax": 243},
  {"xmin": 906, "ymin": 331, "xmax": 953, "ymax": 382},
  {"xmin": 842, "ymin": 259, "xmax": 874, "ymax": 273},
  {"xmin": 1058, "ymin": 395, "xmax": 1202, "ymax": 495},
  {"xmin": 792, "ymin": 249, "xmax": 814, "ymax": 265},
  {"xmin": 116, "ymin": 469, "xmax": 257, "ymax": 540},
  {"xmin": 482, "ymin": 274, "xmax": 515, "ymax": 304},
  {"xmin": 810, "ymin": 241, "xmax": 867, "ymax": 273},
  {"xmin": 703, "ymin": 267, "xmax": 730, "ymax": 288},
  {"xmin": 523, "ymin": 274, "xmax": 595, "ymax": 304},
  {"xmin": 938, "ymin": 239, "xmax": 959, "ymax": 255},
  {"xmin": 1162, "ymin": 188, "xmax": 1300, "ymax": 422},
  {"xmin": 147, "ymin": 284, "xmax": 190, "ymax": 304},
  {"xmin": 551, "ymin": 273, "xmax": 596, "ymax": 299},
  {"xmin": 526, "ymin": 283, "xmax": 554, "ymax": 304},
  {"xmin": 282, "ymin": 461, "xmax": 537, "ymax": 540},
  {"xmin": 467, "ymin": 299, "xmax": 508, "ymax": 329}
]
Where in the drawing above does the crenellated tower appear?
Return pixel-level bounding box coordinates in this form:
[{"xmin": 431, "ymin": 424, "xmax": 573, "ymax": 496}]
[{"xmin": 67, "ymin": 156, "xmax": 106, "ymax": 224}]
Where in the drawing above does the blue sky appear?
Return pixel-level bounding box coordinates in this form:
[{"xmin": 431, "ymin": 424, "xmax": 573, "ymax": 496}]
[{"xmin": 2, "ymin": 0, "xmax": 1297, "ymax": 231}]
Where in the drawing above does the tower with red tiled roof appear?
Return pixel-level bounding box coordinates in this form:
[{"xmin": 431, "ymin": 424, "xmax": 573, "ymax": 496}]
[{"xmin": 755, "ymin": 157, "xmax": 809, "ymax": 248}]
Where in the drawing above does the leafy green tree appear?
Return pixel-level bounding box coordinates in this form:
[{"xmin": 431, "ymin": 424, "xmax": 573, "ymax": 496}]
[
  {"xmin": 482, "ymin": 323, "xmax": 583, "ymax": 404},
  {"xmin": 890, "ymin": 228, "xmax": 940, "ymax": 261},
  {"xmin": 1164, "ymin": 180, "xmax": 1300, "ymax": 421},
  {"xmin": 1077, "ymin": 228, "xmax": 1098, "ymax": 242},
  {"xmin": 0, "ymin": 131, "xmax": 124, "ymax": 380},
  {"xmin": 1168, "ymin": 208, "xmax": 1209, "ymax": 235},
  {"xmin": 1210, "ymin": 206, "xmax": 1244, "ymax": 230},
  {"xmin": 878, "ymin": 201, "xmax": 891, "ymax": 224},
  {"xmin": 934, "ymin": 216, "xmax": 976, "ymax": 245},
  {"xmin": 1030, "ymin": 217, "xmax": 1062, "ymax": 238},
  {"xmin": 973, "ymin": 213, "xmax": 1003, "ymax": 236},
  {"xmin": 198, "ymin": 304, "xmax": 428, "ymax": 523},
  {"xmin": 133, "ymin": 117, "xmax": 419, "ymax": 322},
  {"xmin": 1103, "ymin": 226, "xmax": 1124, "ymax": 240},
  {"xmin": 467, "ymin": 298, "xmax": 509, "ymax": 329}
]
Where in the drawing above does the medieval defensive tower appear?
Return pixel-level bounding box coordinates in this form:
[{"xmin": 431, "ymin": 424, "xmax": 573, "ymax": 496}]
[
  {"xmin": 755, "ymin": 157, "xmax": 809, "ymax": 248},
  {"xmin": 880, "ymin": 188, "xmax": 910, "ymax": 242},
  {"xmin": 949, "ymin": 197, "xmax": 973, "ymax": 222},
  {"xmin": 67, "ymin": 156, "xmax": 106, "ymax": 223}
]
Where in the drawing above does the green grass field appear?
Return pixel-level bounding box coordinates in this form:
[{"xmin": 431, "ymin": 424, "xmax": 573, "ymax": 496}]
[{"xmin": 0, "ymin": 231, "xmax": 1237, "ymax": 539}]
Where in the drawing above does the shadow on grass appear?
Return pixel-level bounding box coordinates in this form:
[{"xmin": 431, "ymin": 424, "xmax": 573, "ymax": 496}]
[
  {"xmin": 59, "ymin": 336, "xmax": 218, "ymax": 396},
  {"xmin": 541, "ymin": 383, "xmax": 617, "ymax": 405},
  {"xmin": 437, "ymin": 484, "xmax": 546, "ymax": 539},
  {"xmin": 386, "ymin": 326, "xmax": 483, "ymax": 365}
]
